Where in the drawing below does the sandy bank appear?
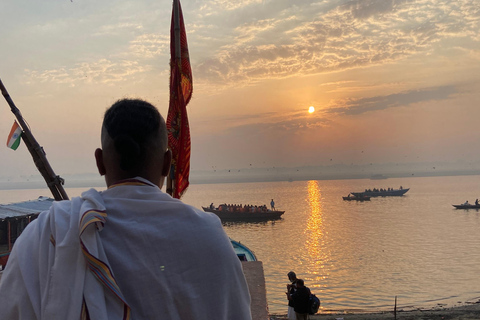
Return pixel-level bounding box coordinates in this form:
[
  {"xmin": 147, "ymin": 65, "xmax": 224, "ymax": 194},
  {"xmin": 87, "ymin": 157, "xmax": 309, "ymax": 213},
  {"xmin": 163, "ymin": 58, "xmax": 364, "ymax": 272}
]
[{"xmin": 270, "ymin": 302, "xmax": 480, "ymax": 320}]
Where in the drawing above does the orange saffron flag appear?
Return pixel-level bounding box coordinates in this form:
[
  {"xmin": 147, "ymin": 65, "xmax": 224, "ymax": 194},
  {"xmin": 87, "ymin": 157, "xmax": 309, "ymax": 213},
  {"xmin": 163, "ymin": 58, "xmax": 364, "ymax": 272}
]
[{"xmin": 166, "ymin": 0, "xmax": 193, "ymax": 199}]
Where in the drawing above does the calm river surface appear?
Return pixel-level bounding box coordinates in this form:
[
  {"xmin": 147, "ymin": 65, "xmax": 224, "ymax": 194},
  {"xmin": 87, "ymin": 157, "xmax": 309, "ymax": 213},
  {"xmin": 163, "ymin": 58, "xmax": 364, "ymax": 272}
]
[{"xmin": 2, "ymin": 175, "xmax": 480, "ymax": 314}]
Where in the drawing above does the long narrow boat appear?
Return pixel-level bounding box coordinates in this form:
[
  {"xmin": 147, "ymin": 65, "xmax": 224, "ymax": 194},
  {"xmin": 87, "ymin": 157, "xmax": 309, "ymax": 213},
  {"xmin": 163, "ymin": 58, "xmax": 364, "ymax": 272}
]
[
  {"xmin": 343, "ymin": 194, "xmax": 371, "ymax": 201},
  {"xmin": 351, "ymin": 187, "xmax": 409, "ymax": 197},
  {"xmin": 452, "ymin": 204, "xmax": 480, "ymax": 209},
  {"xmin": 0, "ymin": 197, "xmax": 54, "ymax": 268},
  {"xmin": 202, "ymin": 206, "xmax": 284, "ymax": 221},
  {"xmin": 231, "ymin": 239, "xmax": 256, "ymax": 261}
]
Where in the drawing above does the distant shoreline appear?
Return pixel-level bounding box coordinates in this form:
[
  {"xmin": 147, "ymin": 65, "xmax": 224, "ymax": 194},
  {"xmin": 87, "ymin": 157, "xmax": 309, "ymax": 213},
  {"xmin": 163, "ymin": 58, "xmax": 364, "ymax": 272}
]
[{"xmin": 0, "ymin": 169, "xmax": 479, "ymax": 191}]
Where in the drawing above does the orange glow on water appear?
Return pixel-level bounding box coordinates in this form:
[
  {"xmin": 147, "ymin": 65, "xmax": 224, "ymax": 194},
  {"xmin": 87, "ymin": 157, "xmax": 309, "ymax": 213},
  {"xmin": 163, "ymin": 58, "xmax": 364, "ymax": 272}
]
[{"xmin": 305, "ymin": 180, "xmax": 329, "ymax": 284}]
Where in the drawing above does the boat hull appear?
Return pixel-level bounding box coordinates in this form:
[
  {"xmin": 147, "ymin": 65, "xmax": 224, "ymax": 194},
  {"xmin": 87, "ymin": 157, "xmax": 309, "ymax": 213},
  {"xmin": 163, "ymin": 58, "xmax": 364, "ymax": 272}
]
[
  {"xmin": 202, "ymin": 207, "xmax": 284, "ymax": 221},
  {"xmin": 0, "ymin": 197, "xmax": 54, "ymax": 268},
  {"xmin": 343, "ymin": 196, "xmax": 370, "ymax": 201},
  {"xmin": 351, "ymin": 188, "xmax": 409, "ymax": 197},
  {"xmin": 452, "ymin": 204, "xmax": 480, "ymax": 209},
  {"xmin": 231, "ymin": 239, "xmax": 256, "ymax": 261}
]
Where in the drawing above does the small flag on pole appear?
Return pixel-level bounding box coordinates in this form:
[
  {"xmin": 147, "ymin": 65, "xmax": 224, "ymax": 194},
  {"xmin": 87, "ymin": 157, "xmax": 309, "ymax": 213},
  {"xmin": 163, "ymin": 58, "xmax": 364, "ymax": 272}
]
[
  {"xmin": 167, "ymin": 0, "xmax": 193, "ymax": 199},
  {"xmin": 6, "ymin": 121, "xmax": 22, "ymax": 150}
]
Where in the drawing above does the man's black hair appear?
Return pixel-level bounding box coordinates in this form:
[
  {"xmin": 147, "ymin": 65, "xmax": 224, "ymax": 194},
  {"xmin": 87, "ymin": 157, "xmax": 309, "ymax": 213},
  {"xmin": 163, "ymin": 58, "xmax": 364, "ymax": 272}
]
[{"xmin": 103, "ymin": 99, "xmax": 162, "ymax": 171}]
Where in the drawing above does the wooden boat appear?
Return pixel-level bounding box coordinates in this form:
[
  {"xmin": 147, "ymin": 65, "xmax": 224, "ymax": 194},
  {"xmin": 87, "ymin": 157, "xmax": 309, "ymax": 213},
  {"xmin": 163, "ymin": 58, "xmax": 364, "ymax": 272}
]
[
  {"xmin": 452, "ymin": 204, "xmax": 480, "ymax": 209},
  {"xmin": 351, "ymin": 187, "xmax": 409, "ymax": 197},
  {"xmin": 202, "ymin": 205, "xmax": 284, "ymax": 221},
  {"xmin": 0, "ymin": 197, "xmax": 54, "ymax": 268},
  {"xmin": 343, "ymin": 194, "xmax": 370, "ymax": 201},
  {"xmin": 231, "ymin": 239, "xmax": 256, "ymax": 261}
]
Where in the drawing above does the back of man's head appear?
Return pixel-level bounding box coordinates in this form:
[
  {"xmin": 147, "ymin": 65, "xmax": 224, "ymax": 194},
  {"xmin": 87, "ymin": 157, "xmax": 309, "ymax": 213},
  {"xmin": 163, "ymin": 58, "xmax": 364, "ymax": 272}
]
[
  {"xmin": 288, "ymin": 271, "xmax": 297, "ymax": 280},
  {"xmin": 98, "ymin": 99, "xmax": 170, "ymax": 185}
]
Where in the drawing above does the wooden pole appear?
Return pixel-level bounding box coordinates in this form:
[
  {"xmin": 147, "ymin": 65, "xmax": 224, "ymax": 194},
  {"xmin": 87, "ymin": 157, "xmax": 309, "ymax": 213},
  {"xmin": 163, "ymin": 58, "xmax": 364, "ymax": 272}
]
[
  {"xmin": 0, "ymin": 79, "xmax": 68, "ymax": 201},
  {"xmin": 394, "ymin": 296, "xmax": 397, "ymax": 320}
]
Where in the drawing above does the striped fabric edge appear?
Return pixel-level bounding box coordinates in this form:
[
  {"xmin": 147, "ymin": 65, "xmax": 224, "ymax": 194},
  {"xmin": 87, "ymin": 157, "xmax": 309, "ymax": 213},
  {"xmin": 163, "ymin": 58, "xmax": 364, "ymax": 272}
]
[
  {"xmin": 79, "ymin": 208, "xmax": 131, "ymax": 320},
  {"xmin": 79, "ymin": 209, "xmax": 107, "ymax": 234}
]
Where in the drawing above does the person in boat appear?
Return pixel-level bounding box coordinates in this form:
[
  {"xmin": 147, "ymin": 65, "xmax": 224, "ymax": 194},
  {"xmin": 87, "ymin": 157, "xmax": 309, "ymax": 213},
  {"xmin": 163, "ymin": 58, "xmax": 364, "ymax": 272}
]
[
  {"xmin": 210, "ymin": 202, "xmax": 214, "ymax": 209},
  {"xmin": 271, "ymin": 199, "xmax": 275, "ymax": 211},
  {"xmin": 0, "ymin": 99, "xmax": 252, "ymax": 320},
  {"xmin": 464, "ymin": 200, "xmax": 470, "ymax": 205},
  {"xmin": 475, "ymin": 199, "xmax": 479, "ymax": 206}
]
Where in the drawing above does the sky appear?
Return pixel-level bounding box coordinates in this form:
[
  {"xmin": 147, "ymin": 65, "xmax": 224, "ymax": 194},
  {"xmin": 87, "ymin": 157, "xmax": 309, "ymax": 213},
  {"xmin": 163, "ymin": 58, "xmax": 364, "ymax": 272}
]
[{"xmin": 0, "ymin": 0, "xmax": 479, "ymax": 182}]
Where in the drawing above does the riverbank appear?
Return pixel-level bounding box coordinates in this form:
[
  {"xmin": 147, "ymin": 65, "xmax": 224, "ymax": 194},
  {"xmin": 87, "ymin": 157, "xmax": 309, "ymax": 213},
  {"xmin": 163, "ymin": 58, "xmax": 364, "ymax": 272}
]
[{"xmin": 269, "ymin": 302, "xmax": 480, "ymax": 320}]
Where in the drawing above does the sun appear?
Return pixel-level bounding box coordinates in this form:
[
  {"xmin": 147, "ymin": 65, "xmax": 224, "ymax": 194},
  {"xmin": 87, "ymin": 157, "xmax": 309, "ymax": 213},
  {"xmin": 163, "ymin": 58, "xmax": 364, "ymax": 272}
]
[{"xmin": 308, "ymin": 106, "xmax": 315, "ymax": 113}]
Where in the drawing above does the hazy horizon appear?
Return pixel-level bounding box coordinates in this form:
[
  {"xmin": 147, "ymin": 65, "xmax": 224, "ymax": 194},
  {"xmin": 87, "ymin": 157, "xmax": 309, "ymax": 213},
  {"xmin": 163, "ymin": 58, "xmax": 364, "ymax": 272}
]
[{"xmin": 1, "ymin": 160, "xmax": 479, "ymax": 192}]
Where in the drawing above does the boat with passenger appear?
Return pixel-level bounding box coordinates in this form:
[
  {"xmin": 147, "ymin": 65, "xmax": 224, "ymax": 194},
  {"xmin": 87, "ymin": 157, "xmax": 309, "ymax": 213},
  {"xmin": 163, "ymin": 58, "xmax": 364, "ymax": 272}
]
[
  {"xmin": 452, "ymin": 204, "xmax": 480, "ymax": 209},
  {"xmin": 351, "ymin": 186, "xmax": 409, "ymax": 197},
  {"xmin": 343, "ymin": 194, "xmax": 371, "ymax": 201},
  {"xmin": 202, "ymin": 203, "xmax": 284, "ymax": 221},
  {"xmin": 453, "ymin": 200, "xmax": 480, "ymax": 209}
]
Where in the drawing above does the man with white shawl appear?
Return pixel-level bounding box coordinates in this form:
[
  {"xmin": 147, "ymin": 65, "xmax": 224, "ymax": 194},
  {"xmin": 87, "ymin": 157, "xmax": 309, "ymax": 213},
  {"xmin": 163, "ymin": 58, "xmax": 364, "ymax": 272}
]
[{"xmin": 0, "ymin": 99, "xmax": 252, "ymax": 320}]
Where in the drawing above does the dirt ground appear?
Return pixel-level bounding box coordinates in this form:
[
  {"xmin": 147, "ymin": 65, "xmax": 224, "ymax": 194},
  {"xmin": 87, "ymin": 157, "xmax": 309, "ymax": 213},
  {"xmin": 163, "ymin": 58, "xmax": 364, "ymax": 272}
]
[{"xmin": 269, "ymin": 302, "xmax": 480, "ymax": 320}]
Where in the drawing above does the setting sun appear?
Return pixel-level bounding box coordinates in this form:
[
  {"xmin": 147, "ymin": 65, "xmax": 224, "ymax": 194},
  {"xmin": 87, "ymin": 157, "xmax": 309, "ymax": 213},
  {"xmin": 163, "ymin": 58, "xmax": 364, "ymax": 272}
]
[{"xmin": 308, "ymin": 106, "xmax": 315, "ymax": 113}]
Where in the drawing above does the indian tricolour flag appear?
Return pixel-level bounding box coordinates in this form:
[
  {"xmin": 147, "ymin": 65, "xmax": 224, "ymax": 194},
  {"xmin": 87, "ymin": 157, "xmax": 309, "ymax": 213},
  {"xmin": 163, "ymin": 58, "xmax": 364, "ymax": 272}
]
[{"xmin": 6, "ymin": 121, "xmax": 22, "ymax": 150}]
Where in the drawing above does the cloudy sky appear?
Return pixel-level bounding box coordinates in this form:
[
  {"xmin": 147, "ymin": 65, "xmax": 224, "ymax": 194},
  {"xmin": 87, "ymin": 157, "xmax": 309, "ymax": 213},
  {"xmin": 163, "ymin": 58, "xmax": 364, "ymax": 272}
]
[{"xmin": 0, "ymin": 0, "xmax": 479, "ymax": 181}]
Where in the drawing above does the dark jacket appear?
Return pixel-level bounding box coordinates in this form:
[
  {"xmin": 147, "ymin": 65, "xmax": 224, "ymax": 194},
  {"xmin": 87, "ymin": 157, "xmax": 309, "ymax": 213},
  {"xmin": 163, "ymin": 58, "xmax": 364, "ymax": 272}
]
[
  {"xmin": 287, "ymin": 280, "xmax": 298, "ymax": 307},
  {"xmin": 292, "ymin": 286, "xmax": 311, "ymax": 314}
]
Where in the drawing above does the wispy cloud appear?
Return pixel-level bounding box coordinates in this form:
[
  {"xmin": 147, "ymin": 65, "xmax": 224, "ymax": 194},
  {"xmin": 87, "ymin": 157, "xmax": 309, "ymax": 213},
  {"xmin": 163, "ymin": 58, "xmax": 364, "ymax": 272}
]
[
  {"xmin": 129, "ymin": 34, "xmax": 170, "ymax": 59},
  {"xmin": 198, "ymin": 0, "xmax": 264, "ymax": 14},
  {"xmin": 326, "ymin": 85, "xmax": 457, "ymax": 115},
  {"xmin": 195, "ymin": 0, "xmax": 480, "ymax": 85},
  {"xmin": 24, "ymin": 59, "xmax": 151, "ymax": 86}
]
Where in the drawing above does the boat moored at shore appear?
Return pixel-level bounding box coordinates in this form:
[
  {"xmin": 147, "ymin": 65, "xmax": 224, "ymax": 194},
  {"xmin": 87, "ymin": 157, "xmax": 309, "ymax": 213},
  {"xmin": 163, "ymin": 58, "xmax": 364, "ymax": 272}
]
[
  {"xmin": 231, "ymin": 239, "xmax": 256, "ymax": 261},
  {"xmin": 0, "ymin": 197, "xmax": 54, "ymax": 268}
]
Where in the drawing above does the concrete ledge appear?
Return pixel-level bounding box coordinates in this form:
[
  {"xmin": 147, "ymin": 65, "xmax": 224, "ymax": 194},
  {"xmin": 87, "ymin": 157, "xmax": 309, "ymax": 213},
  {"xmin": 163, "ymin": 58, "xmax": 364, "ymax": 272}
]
[{"xmin": 242, "ymin": 261, "xmax": 269, "ymax": 320}]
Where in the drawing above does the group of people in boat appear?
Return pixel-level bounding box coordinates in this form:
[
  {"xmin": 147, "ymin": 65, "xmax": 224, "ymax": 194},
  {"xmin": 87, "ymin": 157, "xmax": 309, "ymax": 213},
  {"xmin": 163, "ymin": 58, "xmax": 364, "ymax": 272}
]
[
  {"xmin": 463, "ymin": 199, "xmax": 480, "ymax": 205},
  {"xmin": 364, "ymin": 186, "xmax": 403, "ymax": 193},
  {"xmin": 210, "ymin": 203, "xmax": 272, "ymax": 213}
]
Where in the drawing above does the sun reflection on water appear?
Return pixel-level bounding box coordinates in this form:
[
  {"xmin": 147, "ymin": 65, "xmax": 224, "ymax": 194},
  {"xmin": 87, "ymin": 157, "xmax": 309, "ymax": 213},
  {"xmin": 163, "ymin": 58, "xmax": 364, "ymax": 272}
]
[{"xmin": 304, "ymin": 180, "xmax": 330, "ymax": 293}]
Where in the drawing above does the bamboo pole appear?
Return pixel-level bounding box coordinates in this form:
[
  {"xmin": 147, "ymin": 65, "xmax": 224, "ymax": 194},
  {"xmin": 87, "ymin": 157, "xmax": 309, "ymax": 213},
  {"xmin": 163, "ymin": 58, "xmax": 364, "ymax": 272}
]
[
  {"xmin": 0, "ymin": 79, "xmax": 68, "ymax": 201},
  {"xmin": 394, "ymin": 296, "xmax": 397, "ymax": 320}
]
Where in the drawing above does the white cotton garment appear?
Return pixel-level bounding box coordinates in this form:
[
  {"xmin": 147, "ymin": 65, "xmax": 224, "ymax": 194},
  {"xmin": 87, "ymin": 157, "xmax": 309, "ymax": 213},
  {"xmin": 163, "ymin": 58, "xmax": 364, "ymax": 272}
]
[{"xmin": 0, "ymin": 177, "xmax": 252, "ymax": 320}]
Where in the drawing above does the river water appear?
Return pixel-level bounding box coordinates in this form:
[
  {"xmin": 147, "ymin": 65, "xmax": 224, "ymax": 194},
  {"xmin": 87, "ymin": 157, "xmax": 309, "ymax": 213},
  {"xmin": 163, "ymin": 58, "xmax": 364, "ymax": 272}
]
[{"xmin": 2, "ymin": 175, "xmax": 480, "ymax": 314}]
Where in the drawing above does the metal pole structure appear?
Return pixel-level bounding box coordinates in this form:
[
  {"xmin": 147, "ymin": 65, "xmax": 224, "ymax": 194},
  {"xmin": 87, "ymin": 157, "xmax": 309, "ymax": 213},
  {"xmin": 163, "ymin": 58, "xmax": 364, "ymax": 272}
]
[{"xmin": 0, "ymin": 79, "xmax": 69, "ymax": 201}]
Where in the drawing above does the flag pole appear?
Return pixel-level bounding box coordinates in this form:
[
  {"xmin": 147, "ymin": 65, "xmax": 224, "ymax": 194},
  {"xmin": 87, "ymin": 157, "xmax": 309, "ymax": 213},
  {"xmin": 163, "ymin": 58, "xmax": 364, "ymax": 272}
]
[
  {"xmin": 167, "ymin": 0, "xmax": 181, "ymax": 196},
  {"xmin": 0, "ymin": 79, "xmax": 69, "ymax": 201}
]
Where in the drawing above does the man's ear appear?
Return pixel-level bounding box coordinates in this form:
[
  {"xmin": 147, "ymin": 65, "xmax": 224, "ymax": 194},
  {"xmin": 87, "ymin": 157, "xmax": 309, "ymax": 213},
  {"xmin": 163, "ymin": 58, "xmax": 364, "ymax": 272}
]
[
  {"xmin": 95, "ymin": 148, "xmax": 106, "ymax": 176},
  {"xmin": 162, "ymin": 149, "xmax": 172, "ymax": 177}
]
